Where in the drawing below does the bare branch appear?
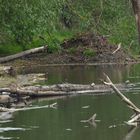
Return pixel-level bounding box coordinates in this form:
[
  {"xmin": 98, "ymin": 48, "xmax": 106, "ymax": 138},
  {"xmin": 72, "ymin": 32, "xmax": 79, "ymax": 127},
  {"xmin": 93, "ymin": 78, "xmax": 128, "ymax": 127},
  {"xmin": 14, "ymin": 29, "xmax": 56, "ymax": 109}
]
[
  {"xmin": 112, "ymin": 43, "xmax": 121, "ymax": 54},
  {"xmin": 103, "ymin": 74, "xmax": 140, "ymax": 126},
  {"xmin": 103, "ymin": 74, "xmax": 140, "ymax": 114}
]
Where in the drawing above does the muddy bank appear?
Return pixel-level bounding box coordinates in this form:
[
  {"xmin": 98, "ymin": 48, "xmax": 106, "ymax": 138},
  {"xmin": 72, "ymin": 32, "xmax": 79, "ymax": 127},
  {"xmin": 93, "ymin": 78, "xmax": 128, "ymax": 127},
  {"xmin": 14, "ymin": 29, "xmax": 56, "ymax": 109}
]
[{"xmin": 4, "ymin": 32, "xmax": 137, "ymax": 67}]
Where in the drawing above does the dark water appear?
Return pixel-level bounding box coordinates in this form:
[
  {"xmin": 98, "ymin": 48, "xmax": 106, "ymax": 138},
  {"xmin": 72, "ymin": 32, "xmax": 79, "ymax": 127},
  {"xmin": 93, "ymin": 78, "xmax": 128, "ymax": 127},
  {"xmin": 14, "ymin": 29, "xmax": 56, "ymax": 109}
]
[{"xmin": 1, "ymin": 64, "xmax": 140, "ymax": 140}]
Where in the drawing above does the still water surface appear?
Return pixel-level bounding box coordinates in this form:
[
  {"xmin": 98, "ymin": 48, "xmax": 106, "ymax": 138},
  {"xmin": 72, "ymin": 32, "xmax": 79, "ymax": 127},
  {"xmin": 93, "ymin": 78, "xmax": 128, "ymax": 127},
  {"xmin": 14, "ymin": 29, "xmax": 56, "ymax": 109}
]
[{"xmin": 1, "ymin": 64, "xmax": 140, "ymax": 140}]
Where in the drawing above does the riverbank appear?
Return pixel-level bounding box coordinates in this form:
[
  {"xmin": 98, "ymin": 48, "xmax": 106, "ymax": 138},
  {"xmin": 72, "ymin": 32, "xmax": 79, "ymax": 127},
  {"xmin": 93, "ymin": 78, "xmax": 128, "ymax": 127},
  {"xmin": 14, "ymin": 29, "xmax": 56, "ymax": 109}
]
[{"xmin": 1, "ymin": 33, "xmax": 138, "ymax": 67}]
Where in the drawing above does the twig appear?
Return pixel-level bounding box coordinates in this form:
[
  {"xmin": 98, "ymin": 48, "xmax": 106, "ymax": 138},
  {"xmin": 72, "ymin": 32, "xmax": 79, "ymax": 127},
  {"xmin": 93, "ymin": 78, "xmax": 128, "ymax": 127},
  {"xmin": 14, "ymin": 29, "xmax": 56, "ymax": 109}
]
[
  {"xmin": 49, "ymin": 102, "xmax": 57, "ymax": 109},
  {"xmin": 112, "ymin": 43, "xmax": 121, "ymax": 54},
  {"xmin": 80, "ymin": 113, "xmax": 100, "ymax": 128}
]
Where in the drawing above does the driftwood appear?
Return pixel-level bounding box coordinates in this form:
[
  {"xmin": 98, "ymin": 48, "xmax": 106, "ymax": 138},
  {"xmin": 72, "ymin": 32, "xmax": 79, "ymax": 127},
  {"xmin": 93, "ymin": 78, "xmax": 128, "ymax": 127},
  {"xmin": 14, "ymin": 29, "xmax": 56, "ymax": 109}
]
[
  {"xmin": 81, "ymin": 113, "xmax": 100, "ymax": 127},
  {"xmin": 0, "ymin": 46, "xmax": 47, "ymax": 63},
  {"xmin": 0, "ymin": 102, "xmax": 57, "ymax": 112},
  {"xmin": 103, "ymin": 74, "xmax": 140, "ymax": 126},
  {"xmin": 112, "ymin": 43, "xmax": 121, "ymax": 54},
  {"xmin": 0, "ymin": 66, "xmax": 15, "ymax": 76},
  {"xmin": 0, "ymin": 79, "xmax": 140, "ymax": 117},
  {"xmin": 0, "ymin": 83, "xmax": 140, "ymax": 99}
]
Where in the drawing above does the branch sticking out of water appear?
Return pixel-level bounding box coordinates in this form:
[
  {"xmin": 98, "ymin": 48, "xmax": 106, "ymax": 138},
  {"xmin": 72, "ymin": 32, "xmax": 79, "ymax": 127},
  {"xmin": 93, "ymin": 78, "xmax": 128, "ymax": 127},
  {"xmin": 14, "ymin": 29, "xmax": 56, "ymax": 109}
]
[
  {"xmin": 49, "ymin": 102, "xmax": 57, "ymax": 109},
  {"xmin": 103, "ymin": 73, "xmax": 140, "ymax": 126},
  {"xmin": 81, "ymin": 113, "xmax": 100, "ymax": 127}
]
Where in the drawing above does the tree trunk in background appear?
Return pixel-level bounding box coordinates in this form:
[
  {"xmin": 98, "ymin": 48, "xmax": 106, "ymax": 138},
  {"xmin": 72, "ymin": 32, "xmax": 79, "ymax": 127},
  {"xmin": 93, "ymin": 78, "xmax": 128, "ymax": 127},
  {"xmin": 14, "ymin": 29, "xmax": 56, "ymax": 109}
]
[{"xmin": 131, "ymin": 0, "xmax": 140, "ymax": 44}]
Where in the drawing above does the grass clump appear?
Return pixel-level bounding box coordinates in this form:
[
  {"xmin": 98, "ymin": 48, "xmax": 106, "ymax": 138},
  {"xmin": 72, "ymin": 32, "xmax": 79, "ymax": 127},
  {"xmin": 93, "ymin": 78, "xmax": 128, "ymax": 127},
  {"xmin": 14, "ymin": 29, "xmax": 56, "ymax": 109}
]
[{"xmin": 83, "ymin": 48, "xmax": 96, "ymax": 57}]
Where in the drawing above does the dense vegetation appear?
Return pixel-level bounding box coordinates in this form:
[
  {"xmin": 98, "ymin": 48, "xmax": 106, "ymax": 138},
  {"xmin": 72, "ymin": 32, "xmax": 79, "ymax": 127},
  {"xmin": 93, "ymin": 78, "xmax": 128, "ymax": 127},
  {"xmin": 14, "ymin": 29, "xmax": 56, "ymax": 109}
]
[{"xmin": 0, "ymin": 0, "xmax": 139, "ymax": 55}]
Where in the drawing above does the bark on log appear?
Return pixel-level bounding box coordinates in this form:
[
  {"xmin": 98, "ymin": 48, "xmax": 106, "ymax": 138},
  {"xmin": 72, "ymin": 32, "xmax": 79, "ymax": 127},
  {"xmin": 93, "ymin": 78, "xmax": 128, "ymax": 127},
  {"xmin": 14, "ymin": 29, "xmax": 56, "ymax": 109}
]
[{"xmin": 0, "ymin": 46, "xmax": 47, "ymax": 63}]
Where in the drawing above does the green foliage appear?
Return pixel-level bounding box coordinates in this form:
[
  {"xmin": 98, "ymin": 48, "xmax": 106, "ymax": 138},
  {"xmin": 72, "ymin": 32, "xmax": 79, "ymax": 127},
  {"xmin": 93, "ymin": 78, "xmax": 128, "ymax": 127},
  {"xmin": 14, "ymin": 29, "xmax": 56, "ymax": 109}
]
[
  {"xmin": 0, "ymin": 43, "xmax": 22, "ymax": 56},
  {"xmin": 0, "ymin": 0, "xmax": 65, "ymax": 48},
  {"xmin": 83, "ymin": 48, "xmax": 96, "ymax": 57},
  {"xmin": 47, "ymin": 39, "xmax": 61, "ymax": 53},
  {"xmin": 0, "ymin": 0, "xmax": 139, "ymax": 54}
]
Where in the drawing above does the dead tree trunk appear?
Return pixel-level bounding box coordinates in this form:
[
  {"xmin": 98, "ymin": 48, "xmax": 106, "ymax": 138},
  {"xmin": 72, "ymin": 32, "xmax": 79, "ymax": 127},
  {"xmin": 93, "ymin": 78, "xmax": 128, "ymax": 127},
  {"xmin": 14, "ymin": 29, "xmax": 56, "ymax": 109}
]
[
  {"xmin": 103, "ymin": 74, "xmax": 140, "ymax": 126},
  {"xmin": 0, "ymin": 46, "xmax": 47, "ymax": 63},
  {"xmin": 131, "ymin": 0, "xmax": 140, "ymax": 44}
]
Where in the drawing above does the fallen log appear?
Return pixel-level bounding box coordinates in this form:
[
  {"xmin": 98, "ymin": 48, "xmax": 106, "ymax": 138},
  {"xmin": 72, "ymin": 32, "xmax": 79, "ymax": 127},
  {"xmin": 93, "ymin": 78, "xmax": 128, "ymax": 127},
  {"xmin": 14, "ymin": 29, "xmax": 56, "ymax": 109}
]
[
  {"xmin": 103, "ymin": 74, "xmax": 140, "ymax": 126},
  {"xmin": 0, "ymin": 82, "xmax": 140, "ymax": 98},
  {"xmin": 0, "ymin": 46, "xmax": 47, "ymax": 63}
]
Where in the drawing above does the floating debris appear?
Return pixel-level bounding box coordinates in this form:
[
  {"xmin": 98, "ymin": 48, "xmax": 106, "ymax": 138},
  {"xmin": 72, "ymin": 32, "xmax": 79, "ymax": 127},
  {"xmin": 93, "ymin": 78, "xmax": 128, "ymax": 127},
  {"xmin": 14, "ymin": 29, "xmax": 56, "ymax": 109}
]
[
  {"xmin": 66, "ymin": 128, "xmax": 72, "ymax": 131},
  {"xmin": 82, "ymin": 105, "xmax": 90, "ymax": 109},
  {"xmin": 108, "ymin": 125, "xmax": 117, "ymax": 129}
]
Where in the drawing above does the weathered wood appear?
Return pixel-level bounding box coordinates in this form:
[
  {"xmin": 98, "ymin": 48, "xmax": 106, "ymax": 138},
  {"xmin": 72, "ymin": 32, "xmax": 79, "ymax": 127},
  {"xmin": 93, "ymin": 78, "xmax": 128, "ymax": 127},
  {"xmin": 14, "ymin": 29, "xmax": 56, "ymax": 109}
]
[
  {"xmin": 103, "ymin": 74, "xmax": 140, "ymax": 114},
  {"xmin": 0, "ymin": 102, "xmax": 57, "ymax": 112},
  {"xmin": 0, "ymin": 66, "xmax": 15, "ymax": 76},
  {"xmin": 0, "ymin": 82, "xmax": 140, "ymax": 98},
  {"xmin": 0, "ymin": 46, "xmax": 47, "ymax": 63},
  {"xmin": 80, "ymin": 113, "xmax": 100, "ymax": 127},
  {"xmin": 103, "ymin": 74, "xmax": 140, "ymax": 126},
  {"xmin": 112, "ymin": 43, "xmax": 121, "ymax": 54}
]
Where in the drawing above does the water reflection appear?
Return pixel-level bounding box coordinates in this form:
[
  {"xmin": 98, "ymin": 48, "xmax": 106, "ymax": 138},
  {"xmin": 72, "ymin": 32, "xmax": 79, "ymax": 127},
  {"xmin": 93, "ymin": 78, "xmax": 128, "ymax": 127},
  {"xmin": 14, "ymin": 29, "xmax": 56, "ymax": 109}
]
[
  {"xmin": 80, "ymin": 113, "xmax": 100, "ymax": 128},
  {"xmin": 18, "ymin": 64, "xmax": 139, "ymax": 85},
  {"xmin": 124, "ymin": 127, "xmax": 138, "ymax": 140},
  {"xmin": 1, "ymin": 64, "xmax": 140, "ymax": 140}
]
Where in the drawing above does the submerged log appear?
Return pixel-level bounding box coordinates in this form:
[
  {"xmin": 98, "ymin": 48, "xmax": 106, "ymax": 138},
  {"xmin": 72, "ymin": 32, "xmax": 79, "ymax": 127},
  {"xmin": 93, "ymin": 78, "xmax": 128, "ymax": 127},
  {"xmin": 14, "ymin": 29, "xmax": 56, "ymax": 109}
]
[{"xmin": 0, "ymin": 46, "xmax": 47, "ymax": 63}]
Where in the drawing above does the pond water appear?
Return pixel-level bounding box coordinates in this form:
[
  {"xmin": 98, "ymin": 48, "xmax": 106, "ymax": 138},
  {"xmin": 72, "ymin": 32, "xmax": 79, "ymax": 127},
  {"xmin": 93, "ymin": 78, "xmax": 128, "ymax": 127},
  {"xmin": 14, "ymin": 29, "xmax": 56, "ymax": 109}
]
[{"xmin": 1, "ymin": 64, "xmax": 140, "ymax": 140}]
